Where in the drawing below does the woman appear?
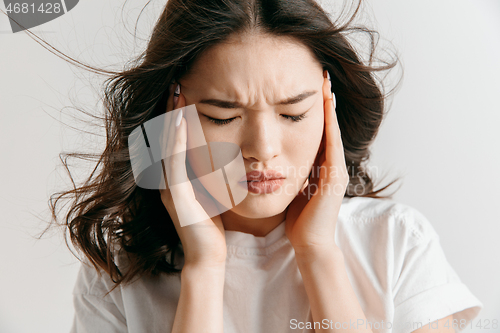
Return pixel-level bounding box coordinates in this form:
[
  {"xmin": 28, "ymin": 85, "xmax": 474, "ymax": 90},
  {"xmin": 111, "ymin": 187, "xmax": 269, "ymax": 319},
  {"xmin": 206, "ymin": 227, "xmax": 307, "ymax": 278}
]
[{"xmin": 50, "ymin": 0, "xmax": 483, "ymax": 332}]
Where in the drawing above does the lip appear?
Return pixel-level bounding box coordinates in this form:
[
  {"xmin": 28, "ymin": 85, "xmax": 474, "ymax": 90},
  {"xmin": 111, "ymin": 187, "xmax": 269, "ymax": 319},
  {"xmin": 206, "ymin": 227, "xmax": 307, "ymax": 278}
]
[
  {"xmin": 238, "ymin": 179, "xmax": 285, "ymax": 194},
  {"xmin": 238, "ymin": 170, "xmax": 286, "ymax": 183},
  {"xmin": 238, "ymin": 170, "xmax": 286, "ymax": 194}
]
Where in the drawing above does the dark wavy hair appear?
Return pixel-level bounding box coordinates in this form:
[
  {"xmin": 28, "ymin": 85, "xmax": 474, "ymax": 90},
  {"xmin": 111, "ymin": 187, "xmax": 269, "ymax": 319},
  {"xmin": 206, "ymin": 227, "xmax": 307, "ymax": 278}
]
[{"xmin": 36, "ymin": 0, "xmax": 402, "ymax": 288}]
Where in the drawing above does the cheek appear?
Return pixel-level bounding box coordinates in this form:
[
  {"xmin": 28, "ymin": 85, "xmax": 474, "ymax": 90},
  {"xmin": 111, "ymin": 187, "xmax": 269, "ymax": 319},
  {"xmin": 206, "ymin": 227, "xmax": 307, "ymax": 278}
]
[
  {"xmin": 185, "ymin": 115, "xmax": 237, "ymax": 178},
  {"xmin": 202, "ymin": 125, "xmax": 237, "ymax": 143},
  {"xmin": 288, "ymin": 102, "xmax": 324, "ymax": 134},
  {"xmin": 285, "ymin": 110, "xmax": 324, "ymax": 171}
]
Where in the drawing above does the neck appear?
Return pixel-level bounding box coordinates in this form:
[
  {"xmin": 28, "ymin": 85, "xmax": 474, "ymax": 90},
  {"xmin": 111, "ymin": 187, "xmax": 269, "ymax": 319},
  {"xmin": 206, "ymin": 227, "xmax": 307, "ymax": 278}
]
[{"xmin": 220, "ymin": 209, "xmax": 287, "ymax": 237}]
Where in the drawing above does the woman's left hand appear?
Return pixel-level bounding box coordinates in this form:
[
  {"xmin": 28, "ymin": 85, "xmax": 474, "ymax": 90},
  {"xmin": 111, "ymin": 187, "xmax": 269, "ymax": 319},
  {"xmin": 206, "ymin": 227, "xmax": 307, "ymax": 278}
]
[{"xmin": 284, "ymin": 70, "xmax": 349, "ymax": 255}]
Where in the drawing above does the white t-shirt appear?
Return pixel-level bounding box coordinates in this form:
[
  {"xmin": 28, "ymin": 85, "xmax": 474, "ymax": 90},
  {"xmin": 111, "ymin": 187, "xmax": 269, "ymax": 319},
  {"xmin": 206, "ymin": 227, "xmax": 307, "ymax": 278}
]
[{"xmin": 70, "ymin": 196, "xmax": 483, "ymax": 333}]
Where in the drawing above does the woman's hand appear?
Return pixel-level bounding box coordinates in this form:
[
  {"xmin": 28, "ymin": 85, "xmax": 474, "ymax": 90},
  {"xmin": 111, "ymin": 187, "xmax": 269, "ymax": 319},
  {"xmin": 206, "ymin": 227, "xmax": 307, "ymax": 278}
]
[
  {"xmin": 284, "ymin": 70, "xmax": 349, "ymax": 255},
  {"xmin": 159, "ymin": 83, "xmax": 227, "ymax": 268}
]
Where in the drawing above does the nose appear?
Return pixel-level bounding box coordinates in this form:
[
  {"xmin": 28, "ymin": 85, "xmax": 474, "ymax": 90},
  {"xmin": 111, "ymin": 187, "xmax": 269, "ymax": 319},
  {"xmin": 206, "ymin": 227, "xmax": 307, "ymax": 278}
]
[{"xmin": 240, "ymin": 113, "xmax": 281, "ymax": 165}]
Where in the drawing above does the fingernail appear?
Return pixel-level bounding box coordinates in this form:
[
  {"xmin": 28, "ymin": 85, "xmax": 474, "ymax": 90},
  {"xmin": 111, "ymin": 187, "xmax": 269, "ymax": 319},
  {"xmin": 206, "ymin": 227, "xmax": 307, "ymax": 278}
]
[
  {"xmin": 175, "ymin": 108, "xmax": 183, "ymax": 127},
  {"xmin": 332, "ymin": 92, "xmax": 336, "ymax": 109},
  {"xmin": 173, "ymin": 84, "xmax": 180, "ymax": 107}
]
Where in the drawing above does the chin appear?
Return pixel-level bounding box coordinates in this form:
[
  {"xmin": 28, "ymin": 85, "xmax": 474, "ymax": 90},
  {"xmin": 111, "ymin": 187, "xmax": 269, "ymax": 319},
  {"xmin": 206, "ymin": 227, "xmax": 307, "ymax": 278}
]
[{"xmin": 229, "ymin": 193, "xmax": 289, "ymax": 218}]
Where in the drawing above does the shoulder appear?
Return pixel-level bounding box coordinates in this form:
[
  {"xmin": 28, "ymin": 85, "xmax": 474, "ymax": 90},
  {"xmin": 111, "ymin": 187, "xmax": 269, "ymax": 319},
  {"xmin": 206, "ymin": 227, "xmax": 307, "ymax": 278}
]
[
  {"xmin": 335, "ymin": 197, "xmax": 484, "ymax": 325},
  {"xmin": 71, "ymin": 254, "xmax": 129, "ymax": 332},
  {"xmin": 72, "ymin": 248, "xmax": 130, "ymax": 299},
  {"xmin": 335, "ymin": 197, "xmax": 441, "ymax": 295},
  {"xmin": 337, "ymin": 196, "xmax": 440, "ymax": 251},
  {"xmin": 73, "ymin": 260, "xmax": 118, "ymax": 298}
]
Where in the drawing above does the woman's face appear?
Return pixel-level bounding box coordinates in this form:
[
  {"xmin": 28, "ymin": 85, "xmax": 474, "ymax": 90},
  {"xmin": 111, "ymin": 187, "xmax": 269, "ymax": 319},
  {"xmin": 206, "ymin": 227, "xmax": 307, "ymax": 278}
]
[{"xmin": 178, "ymin": 32, "xmax": 325, "ymax": 219}]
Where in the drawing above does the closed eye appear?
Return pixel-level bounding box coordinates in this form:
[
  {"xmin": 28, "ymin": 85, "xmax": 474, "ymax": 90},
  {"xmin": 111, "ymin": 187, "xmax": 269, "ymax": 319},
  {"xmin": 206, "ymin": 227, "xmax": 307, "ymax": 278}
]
[
  {"xmin": 206, "ymin": 112, "xmax": 308, "ymax": 126},
  {"xmin": 207, "ymin": 117, "xmax": 236, "ymax": 126}
]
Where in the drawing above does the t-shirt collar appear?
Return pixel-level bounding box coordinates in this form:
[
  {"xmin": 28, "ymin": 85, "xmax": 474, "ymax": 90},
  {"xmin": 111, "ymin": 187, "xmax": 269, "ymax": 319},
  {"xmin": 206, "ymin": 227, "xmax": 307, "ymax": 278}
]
[{"xmin": 224, "ymin": 219, "xmax": 286, "ymax": 249}]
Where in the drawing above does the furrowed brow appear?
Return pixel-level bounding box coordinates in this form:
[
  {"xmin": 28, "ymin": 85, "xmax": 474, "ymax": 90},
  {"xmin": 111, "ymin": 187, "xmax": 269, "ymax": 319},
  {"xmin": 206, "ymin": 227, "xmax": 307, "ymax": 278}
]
[
  {"xmin": 278, "ymin": 90, "xmax": 317, "ymax": 105},
  {"xmin": 198, "ymin": 90, "xmax": 318, "ymax": 109}
]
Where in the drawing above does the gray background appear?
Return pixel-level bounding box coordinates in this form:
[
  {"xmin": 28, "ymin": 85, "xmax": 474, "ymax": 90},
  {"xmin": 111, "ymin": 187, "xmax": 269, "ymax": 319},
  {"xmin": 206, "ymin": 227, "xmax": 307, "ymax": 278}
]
[{"xmin": 1, "ymin": 0, "xmax": 499, "ymax": 332}]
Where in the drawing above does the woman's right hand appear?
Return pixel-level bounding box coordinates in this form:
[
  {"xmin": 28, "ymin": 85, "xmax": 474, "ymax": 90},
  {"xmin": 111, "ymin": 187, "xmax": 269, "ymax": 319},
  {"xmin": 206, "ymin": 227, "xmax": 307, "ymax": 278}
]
[{"xmin": 159, "ymin": 82, "xmax": 227, "ymax": 268}]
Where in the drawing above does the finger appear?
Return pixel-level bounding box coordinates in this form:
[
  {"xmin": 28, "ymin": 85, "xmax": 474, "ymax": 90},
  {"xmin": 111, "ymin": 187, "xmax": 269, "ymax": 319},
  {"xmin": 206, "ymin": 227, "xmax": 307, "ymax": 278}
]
[
  {"xmin": 165, "ymin": 94, "xmax": 181, "ymax": 182},
  {"xmin": 323, "ymin": 74, "xmax": 348, "ymax": 184},
  {"xmin": 165, "ymin": 84, "xmax": 181, "ymax": 172},
  {"xmin": 307, "ymin": 73, "xmax": 330, "ymax": 192},
  {"xmin": 311, "ymin": 128, "xmax": 326, "ymax": 183},
  {"xmin": 160, "ymin": 83, "xmax": 177, "ymax": 195},
  {"xmin": 169, "ymin": 93, "xmax": 213, "ymax": 227},
  {"xmin": 167, "ymin": 91, "xmax": 189, "ymax": 191},
  {"xmin": 164, "ymin": 83, "xmax": 177, "ymax": 147}
]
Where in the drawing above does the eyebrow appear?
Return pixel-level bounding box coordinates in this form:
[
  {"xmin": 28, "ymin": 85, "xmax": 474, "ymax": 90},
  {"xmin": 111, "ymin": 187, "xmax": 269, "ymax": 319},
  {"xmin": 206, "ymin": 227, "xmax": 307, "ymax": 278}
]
[{"xmin": 198, "ymin": 90, "xmax": 317, "ymax": 109}]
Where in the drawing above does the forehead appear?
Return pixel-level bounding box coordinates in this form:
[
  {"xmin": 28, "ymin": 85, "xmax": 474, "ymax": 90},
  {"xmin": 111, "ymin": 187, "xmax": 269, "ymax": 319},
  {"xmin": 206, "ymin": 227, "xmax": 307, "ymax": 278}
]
[{"xmin": 182, "ymin": 33, "xmax": 322, "ymax": 95}]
